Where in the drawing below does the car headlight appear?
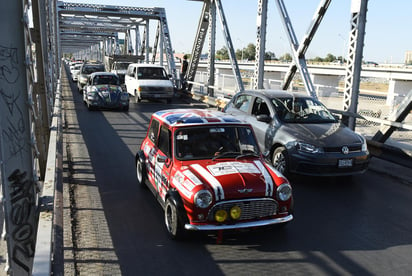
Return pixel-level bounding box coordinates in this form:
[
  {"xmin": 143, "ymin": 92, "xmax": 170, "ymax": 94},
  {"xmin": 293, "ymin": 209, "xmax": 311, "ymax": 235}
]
[
  {"xmin": 359, "ymin": 135, "xmax": 368, "ymax": 152},
  {"xmin": 194, "ymin": 190, "xmax": 212, "ymax": 208},
  {"xmin": 296, "ymin": 142, "xmax": 323, "ymax": 153},
  {"xmin": 276, "ymin": 183, "xmax": 292, "ymax": 201},
  {"xmin": 87, "ymin": 92, "xmax": 98, "ymax": 99}
]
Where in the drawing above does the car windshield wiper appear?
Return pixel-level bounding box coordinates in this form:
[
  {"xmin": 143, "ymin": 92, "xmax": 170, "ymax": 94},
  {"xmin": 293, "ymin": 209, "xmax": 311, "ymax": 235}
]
[
  {"xmin": 235, "ymin": 152, "xmax": 260, "ymax": 160},
  {"xmin": 212, "ymin": 151, "xmax": 241, "ymax": 161}
]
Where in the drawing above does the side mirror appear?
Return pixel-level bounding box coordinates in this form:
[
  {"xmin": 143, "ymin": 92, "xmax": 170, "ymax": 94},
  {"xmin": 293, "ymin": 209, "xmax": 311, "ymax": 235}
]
[
  {"xmin": 256, "ymin": 114, "xmax": 271, "ymax": 123},
  {"xmin": 157, "ymin": 155, "xmax": 171, "ymax": 167},
  {"xmin": 157, "ymin": 155, "xmax": 167, "ymax": 163}
]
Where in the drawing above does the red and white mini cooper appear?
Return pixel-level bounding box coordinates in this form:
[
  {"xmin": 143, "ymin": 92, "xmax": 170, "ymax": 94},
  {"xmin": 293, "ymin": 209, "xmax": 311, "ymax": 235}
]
[{"xmin": 135, "ymin": 109, "xmax": 294, "ymax": 239}]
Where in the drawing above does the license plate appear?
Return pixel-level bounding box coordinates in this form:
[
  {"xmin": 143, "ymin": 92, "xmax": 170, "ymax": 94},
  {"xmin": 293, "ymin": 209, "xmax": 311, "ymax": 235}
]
[{"xmin": 338, "ymin": 159, "xmax": 353, "ymax": 167}]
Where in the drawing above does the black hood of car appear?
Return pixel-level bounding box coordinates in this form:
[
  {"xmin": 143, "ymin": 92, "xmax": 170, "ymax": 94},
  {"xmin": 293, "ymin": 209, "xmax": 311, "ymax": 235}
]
[{"xmin": 280, "ymin": 122, "xmax": 363, "ymax": 146}]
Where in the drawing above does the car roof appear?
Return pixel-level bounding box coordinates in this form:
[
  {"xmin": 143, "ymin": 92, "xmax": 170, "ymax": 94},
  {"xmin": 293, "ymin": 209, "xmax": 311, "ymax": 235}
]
[
  {"xmin": 128, "ymin": 63, "xmax": 165, "ymax": 68},
  {"xmin": 240, "ymin": 89, "xmax": 312, "ymax": 99},
  {"xmin": 153, "ymin": 109, "xmax": 249, "ymax": 126},
  {"xmin": 90, "ymin": 72, "xmax": 118, "ymax": 77}
]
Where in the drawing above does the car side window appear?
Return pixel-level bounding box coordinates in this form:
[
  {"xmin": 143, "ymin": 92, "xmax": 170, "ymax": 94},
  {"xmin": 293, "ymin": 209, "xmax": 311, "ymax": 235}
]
[
  {"xmin": 158, "ymin": 125, "xmax": 171, "ymax": 157},
  {"xmin": 148, "ymin": 119, "xmax": 160, "ymax": 144},
  {"xmin": 127, "ymin": 66, "xmax": 134, "ymax": 76},
  {"xmin": 234, "ymin": 95, "xmax": 252, "ymax": 113},
  {"xmin": 252, "ymin": 97, "xmax": 270, "ymax": 117}
]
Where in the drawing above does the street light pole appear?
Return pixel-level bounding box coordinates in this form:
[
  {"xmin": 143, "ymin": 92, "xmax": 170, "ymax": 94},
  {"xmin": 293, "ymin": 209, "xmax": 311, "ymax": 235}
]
[
  {"xmin": 338, "ymin": 33, "xmax": 346, "ymax": 64},
  {"xmin": 237, "ymin": 38, "xmax": 244, "ymax": 62}
]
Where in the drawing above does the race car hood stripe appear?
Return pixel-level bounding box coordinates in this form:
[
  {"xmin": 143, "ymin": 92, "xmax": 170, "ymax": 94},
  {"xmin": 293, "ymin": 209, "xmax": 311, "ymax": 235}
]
[
  {"xmin": 190, "ymin": 164, "xmax": 224, "ymax": 201},
  {"xmin": 254, "ymin": 160, "xmax": 274, "ymax": 197}
]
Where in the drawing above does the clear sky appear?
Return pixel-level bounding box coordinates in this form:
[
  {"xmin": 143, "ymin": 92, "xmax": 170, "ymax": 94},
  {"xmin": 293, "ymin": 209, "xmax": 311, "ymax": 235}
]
[{"xmin": 65, "ymin": 0, "xmax": 411, "ymax": 64}]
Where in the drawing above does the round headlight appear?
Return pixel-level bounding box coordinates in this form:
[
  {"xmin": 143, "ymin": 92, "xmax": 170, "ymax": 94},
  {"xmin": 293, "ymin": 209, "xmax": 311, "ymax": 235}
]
[
  {"xmin": 277, "ymin": 183, "xmax": 292, "ymax": 201},
  {"xmin": 194, "ymin": 190, "xmax": 212, "ymax": 208},
  {"xmin": 230, "ymin": 206, "xmax": 241, "ymax": 220},
  {"xmin": 215, "ymin": 210, "xmax": 227, "ymax": 223}
]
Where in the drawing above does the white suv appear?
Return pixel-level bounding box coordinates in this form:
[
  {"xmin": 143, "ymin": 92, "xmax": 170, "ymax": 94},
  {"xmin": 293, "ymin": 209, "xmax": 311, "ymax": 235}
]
[{"xmin": 125, "ymin": 63, "xmax": 174, "ymax": 103}]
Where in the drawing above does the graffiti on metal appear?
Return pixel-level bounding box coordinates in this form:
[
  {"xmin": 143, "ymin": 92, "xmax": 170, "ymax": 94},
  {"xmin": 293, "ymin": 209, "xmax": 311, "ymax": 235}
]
[
  {"xmin": 0, "ymin": 43, "xmax": 37, "ymax": 275},
  {"xmin": 7, "ymin": 170, "xmax": 36, "ymax": 273}
]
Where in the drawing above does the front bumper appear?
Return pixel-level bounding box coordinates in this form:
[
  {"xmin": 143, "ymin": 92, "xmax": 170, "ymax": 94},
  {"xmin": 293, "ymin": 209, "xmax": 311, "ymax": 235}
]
[
  {"xmin": 184, "ymin": 214, "xmax": 293, "ymax": 231},
  {"xmin": 288, "ymin": 150, "xmax": 370, "ymax": 176}
]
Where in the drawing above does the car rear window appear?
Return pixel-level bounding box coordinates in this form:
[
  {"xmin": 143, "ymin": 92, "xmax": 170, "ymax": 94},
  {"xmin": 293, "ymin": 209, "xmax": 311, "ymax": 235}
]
[{"xmin": 82, "ymin": 65, "xmax": 105, "ymax": 74}]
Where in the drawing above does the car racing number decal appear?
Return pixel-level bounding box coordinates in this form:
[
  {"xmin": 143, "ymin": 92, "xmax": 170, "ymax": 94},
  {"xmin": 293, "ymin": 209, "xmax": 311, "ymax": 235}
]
[{"xmin": 207, "ymin": 162, "xmax": 260, "ymax": 176}]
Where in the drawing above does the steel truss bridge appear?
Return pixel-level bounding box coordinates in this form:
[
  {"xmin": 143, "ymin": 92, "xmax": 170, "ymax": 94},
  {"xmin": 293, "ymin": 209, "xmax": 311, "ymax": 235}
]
[{"xmin": 0, "ymin": 0, "xmax": 411, "ymax": 274}]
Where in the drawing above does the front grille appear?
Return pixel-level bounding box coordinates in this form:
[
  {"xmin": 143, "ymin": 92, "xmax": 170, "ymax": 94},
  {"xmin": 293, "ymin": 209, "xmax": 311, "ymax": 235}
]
[
  {"xmin": 297, "ymin": 162, "xmax": 368, "ymax": 174},
  {"xmin": 208, "ymin": 198, "xmax": 278, "ymax": 222},
  {"xmin": 324, "ymin": 144, "xmax": 362, "ymax": 153}
]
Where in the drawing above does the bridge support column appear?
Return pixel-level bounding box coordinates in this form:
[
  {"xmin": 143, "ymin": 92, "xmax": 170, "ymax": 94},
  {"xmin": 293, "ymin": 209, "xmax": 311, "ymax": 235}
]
[
  {"xmin": 311, "ymin": 74, "xmax": 340, "ymax": 97},
  {"xmin": 387, "ymin": 79, "xmax": 412, "ymax": 106}
]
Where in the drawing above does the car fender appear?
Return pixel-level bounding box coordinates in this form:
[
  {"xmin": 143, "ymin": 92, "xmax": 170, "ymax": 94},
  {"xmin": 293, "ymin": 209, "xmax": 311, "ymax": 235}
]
[
  {"xmin": 165, "ymin": 189, "xmax": 189, "ymax": 224},
  {"xmin": 135, "ymin": 150, "xmax": 146, "ymax": 165}
]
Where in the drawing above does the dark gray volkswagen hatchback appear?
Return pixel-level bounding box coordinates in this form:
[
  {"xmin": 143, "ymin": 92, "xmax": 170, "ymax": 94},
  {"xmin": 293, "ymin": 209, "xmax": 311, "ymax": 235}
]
[{"xmin": 223, "ymin": 90, "xmax": 370, "ymax": 177}]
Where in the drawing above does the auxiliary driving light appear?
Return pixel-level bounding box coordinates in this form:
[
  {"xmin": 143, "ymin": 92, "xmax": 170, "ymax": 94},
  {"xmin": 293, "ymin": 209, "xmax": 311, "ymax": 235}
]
[
  {"xmin": 230, "ymin": 206, "xmax": 241, "ymax": 220},
  {"xmin": 215, "ymin": 210, "xmax": 227, "ymax": 222}
]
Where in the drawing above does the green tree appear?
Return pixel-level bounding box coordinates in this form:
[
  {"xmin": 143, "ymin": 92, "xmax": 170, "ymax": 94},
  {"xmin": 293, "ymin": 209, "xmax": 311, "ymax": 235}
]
[
  {"xmin": 325, "ymin": 53, "xmax": 336, "ymax": 62},
  {"xmin": 243, "ymin": 43, "xmax": 256, "ymax": 61},
  {"xmin": 235, "ymin": 49, "xmax": 244, "ymax": 61},
  {"xmin": 280, "ymin": 53, "xmax": 292, "ymax": 62},
  {"xmin": 216, "ymin": 46, "xmax": 229, "ymax": 60},
  {"xmin": 265, "ymin": 51, "xmax": 276, "ymax": 60},
  {"xmin": 312, "ymin": 56, "xmax": 324, "ymax": 62}
]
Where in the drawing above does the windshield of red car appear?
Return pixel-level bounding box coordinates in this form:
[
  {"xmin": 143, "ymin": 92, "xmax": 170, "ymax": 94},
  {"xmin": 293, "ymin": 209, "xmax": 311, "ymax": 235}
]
[
  {"xmin": 272, "ymin": 97, "xmax": 337, "ymax": 123},
  {"xmin": 175, "ymin": 126, "xmax": 260, "ymax": 160}
]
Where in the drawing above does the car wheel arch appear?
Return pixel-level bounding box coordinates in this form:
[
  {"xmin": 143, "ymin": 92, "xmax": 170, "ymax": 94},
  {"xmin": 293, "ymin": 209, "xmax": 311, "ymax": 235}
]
[
  {"xmin": 135, "ymin": 150, "xmax": 147, "ymax": 188},
  {"xmin": 165, "ymin": 190, "xmax": 186, "ymax": 214},
  {"xmin": 270, "ymin": 144, "xmax": 290, "ymax": 176},
  {"xmin": 164, "ymin": 189, "xmax": 189, "ymax": 239}
]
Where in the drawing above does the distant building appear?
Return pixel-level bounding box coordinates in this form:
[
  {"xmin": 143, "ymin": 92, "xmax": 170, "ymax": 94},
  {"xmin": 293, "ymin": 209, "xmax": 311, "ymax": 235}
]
[{"xmin": 405, "ymin": 51, "xmax": 412, "ymax": 64}]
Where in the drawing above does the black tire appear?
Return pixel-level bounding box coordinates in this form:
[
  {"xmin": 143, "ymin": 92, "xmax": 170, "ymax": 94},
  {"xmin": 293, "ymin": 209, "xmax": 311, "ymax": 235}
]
[
  {"xmin": 123, "ymin": 105, "xmax": 129, "ymax": 112},
  {"xmin": 136, "ymin": 157, "xmax": 147, "ymax": 188},
  {"xmin": 164, "ymin": 198, "xmax": 185, "ymax": 240},
  {"xmin": 272, "ymin": 146, "xmax": 289, "ymax": 176},
  {"xmin": 134, "ymin": 91, "xmax": 141, "ymax": 103},
  {"xmin": 87, "ymin": 103, "xmax": 94, "ymax": 111}
]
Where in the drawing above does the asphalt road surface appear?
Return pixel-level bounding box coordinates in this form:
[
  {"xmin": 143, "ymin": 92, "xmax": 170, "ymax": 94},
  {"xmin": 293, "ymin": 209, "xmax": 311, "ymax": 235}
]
[{"xmin": 61, "ymin": 68, "xmax": 412, "ymax": 276}]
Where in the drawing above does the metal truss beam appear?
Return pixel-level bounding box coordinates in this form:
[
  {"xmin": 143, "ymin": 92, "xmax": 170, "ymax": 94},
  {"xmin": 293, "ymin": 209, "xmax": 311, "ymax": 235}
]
[
  {"xmin": 275, "ymin": 0, "xmax": 331, "ymax": 99},
  {"xmin": 57, "ymin": 1, "xmax": 177, "ymax": 80},
  {"xmin": 186, "ymin": 0, "xmax": 211, "ymax": 90},
  {"xmin": 253, "ymin": 0, "xmax": 268, "ymax": 89},
  {"xmin": 372, "ymin": 90, "xmax": 412, "ymax": 143},
  {"xmin": 186, "ymin": 0, "xmax": 243, "ymax": 93},
  {"xmin": 342, "ymin": 0, "xmax": 368, "ymax": 130}
]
